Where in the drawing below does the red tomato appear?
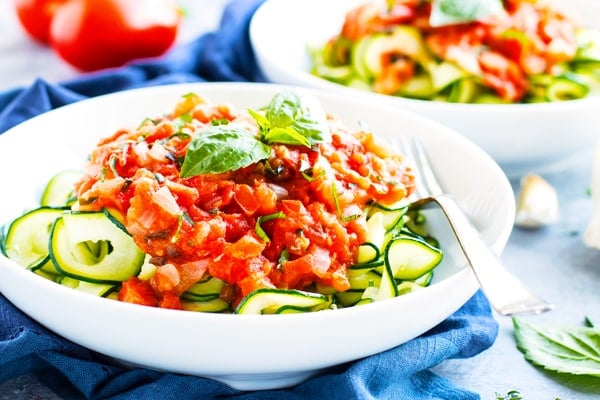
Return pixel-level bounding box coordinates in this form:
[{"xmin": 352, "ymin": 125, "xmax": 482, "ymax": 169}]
[
  {"xmin": 478, "ymin": 51, "xmax": 528, "ymax": 101},
  {"xmin": 119, "ymin": 277, "xmax": 158, "ymax": 307},
  {"xmin": 49, "ymin": 0, "xmax": 180, "ymax": 71},
  {"xmin": 159, "ymin": 292, "xmax": 182, "ymax": 310},
  {"xmin": 13, "ymin": 0, "xmax": 67, "ymax": 43}
]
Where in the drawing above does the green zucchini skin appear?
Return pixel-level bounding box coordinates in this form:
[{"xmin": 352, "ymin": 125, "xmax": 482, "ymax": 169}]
[
  {"xmin": 3, "ymin": 207, "xmax": 66, "ymax": 272},
  {"xmin": 40, "ymin": 169, "xmax": 83, "ymax": 207},
  {"xmin": 59, "ymin": 276, "xmax": 117, "ymax": 297},
  {"xmin": 385, "ymin": 237, "xmax": 442, "ymax": 281},
  {"xmin": 49, "ymin": 211, "xmax": 145, "ymax": 284},
  {"xmin": 339, "ymin": 203, "xmax": 442, "ymax": 305},
  {"xmin": 182, "ymin": 277, "xmax": 227, "ymax": 302},
  {"xmin": 182, "ymin": 298, "xmax": 231, "ymax": 313},
  {"xmin": 235, "ymin": 288, "xmax": 330, "ymax": 315}
]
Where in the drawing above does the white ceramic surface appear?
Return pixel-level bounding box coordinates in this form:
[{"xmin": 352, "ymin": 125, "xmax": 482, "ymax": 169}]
[
  {"xmin": 249, "ymin": 0, "xmax": 600, "ymax": 179},
  {"xmin": 0, "ymin": 82, "xmax": 514, "ymax": 390}
]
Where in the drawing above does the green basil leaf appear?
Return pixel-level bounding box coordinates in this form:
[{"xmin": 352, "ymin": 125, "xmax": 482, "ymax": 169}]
[
  {"xmin": 264, "ymin": 127, "xmax": 312, "ymax": 147},
  {"xmin": 430, "ymin": 0, "xmax": 505, "ymax": 27},
  {"xmin": 247, "ymin": 108, "xmax": 270, "ymax": 132},
  {"xmin": 513, "ymin": 317, "xmax": 600, "ymax": 377},
  {"xmin": 263, "ymin": 89, "xmax": 330, "ymax": 146},
  {"xmin": 180, "ymin": 125, "xmax": 272, "ymax": 177}
]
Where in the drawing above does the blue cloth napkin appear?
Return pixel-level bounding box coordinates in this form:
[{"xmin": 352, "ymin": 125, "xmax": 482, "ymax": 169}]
[{"xmin": 0, "ymin": 0, "xmax": 498, "ymax": 398}]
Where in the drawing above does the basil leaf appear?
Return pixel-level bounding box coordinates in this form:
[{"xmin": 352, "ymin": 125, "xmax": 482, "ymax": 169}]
[
  {"xmin": 180, "ymin": 125, "xmax": 272, "ymax": 177},
  {"xmin": 262, "ymin": 89, "xmax": 330, "ymax": 146},
  {"xmin": 247, "ymin": 108, "xmax": 270, "ymax": 132},
  {"xmin": 264, "ymin": 127, "xmax": 311, "ymax": 147},
  {"xmin": 430, "ymin": 0, "xmax": 505, "ymax": 27},
  {"xmin": 513, "ymin": 317, "xmax": 600, "ymax": 377}
]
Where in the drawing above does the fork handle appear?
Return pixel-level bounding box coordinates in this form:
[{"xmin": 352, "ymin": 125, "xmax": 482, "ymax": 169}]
[{"xmin": 419, "ymin": 195, "xmax": 553, "ymax": 316}]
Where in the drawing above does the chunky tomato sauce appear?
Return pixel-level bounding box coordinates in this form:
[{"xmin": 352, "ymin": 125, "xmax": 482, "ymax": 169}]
[{"xmin": 74, "ymin": 94, "xmax": 414, "ymax": 309}]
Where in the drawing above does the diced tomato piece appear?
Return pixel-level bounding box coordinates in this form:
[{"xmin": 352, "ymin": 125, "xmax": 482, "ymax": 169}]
[
  {"xmin": 341, "ymin": 2, "xmax": 416, "ymax": 41},
  {"xmin": 145, "ymin": 122, "xmax": 177, "ymax": 143},
  {"xmin": 374, "ymin": 58, "xmax": 416, "ymax": 95},
  {"xmin": 159, "ymin": 292, "xmax": 182, "ymax": 310},
  {"xmin": 190, "ymin": 102, "xmax": 237, "ymax": 123},
  {"xmin": 280, "ymin": 250, "xmax": 324, "ymax": 289},
  {"xmin": 233, "ymin": 184, "xmax": 260, "ymax": 215},
  {"xmin": 478, "ymin": 51, "xmax": 528, "ymax": 101},
  {"xmin": 224, "ymin": 231, "xmax": 266, "ymax": 259},
  {"xmin": 119, "ymin": 278, "xmax": 158, "ymax": 307},
  {"xmin": 320, "ymin": 266, "xmax": 351, "ymax": 292},
  {"xmin": 237, "ymin": 272, "xmax": 273, "ymax": 298},
  {"xmin": 255, "ymin": 183, "xmax": 278, "ymax": 215}
]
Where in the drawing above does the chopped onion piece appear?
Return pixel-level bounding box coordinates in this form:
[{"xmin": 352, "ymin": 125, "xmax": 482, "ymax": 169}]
[{"xmin": 152, "ymin": 186, "xmax": 180, "ymax": 216}]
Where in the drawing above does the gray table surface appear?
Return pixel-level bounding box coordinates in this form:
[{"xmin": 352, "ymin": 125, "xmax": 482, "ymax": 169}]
[
  {"xmin": 433, "ymin": 150, "xmax": 600, "ymax": 399},
  {"xmin": 2, "ymin": 1, "xmax": 600, "ymax": 399}
]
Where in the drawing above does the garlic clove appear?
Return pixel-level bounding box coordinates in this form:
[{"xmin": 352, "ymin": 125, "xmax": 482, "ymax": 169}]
[
  {"xmin": 514, "ymin": 174, "xmax": 559, "ymax": 229},
  {"xmin": 584, "ymin": 143, "xmax": 600, "ymax": 249}
]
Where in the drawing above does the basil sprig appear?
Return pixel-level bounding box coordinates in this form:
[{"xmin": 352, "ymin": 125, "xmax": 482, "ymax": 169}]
[
  {"xmin": 251, "ymin": 89, "xmax": 330, "ymax": 147},
  {"xmin": 180, "ymin": 90, "xmax": 330, "ymax": 177},
  {"xmin": 429, "ymin": 0, "xmax": 505, "ymax": 27}
]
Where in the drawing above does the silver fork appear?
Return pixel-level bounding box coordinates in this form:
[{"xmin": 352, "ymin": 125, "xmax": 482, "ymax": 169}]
[{"xmin": 398, "ymin": 136, "xmax": 554, "ymax": 316}]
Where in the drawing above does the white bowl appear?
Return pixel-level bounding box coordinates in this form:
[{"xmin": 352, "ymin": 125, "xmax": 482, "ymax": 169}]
[
  {"xmin": 250, "ymin": 0, "xmax": 600, "ymax": 179},
  {"xmin": 0, "ymin": 82, "xmax": 514, "ymax": 390}
]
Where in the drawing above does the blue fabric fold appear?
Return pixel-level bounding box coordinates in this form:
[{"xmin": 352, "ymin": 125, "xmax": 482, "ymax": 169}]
[
  {"xmin": 1, "ymin": 291, "xmax": 496, "ymax": 400},
  {"xmin": 0, "ymin": 0, "xmax": 498, "ymax": 398}
]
